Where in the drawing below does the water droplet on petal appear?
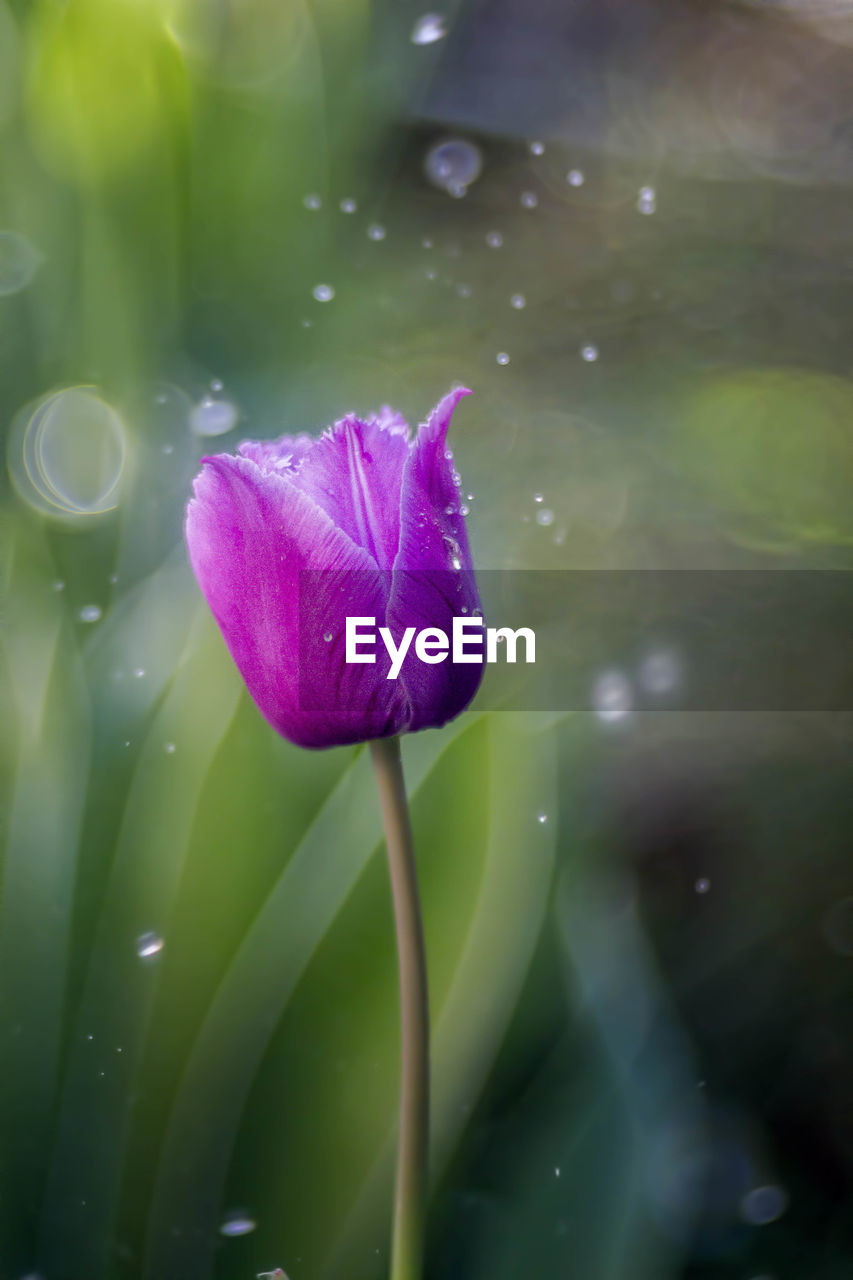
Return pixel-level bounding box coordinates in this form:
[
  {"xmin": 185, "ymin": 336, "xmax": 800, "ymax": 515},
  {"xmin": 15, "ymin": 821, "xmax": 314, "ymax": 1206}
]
[
  {"xmin": 79, "ymin": 604, "xmax": 102, "ymax": 623},
  {"xmin": 312, "ymin": 283, "xmax": 335, "ymax": 302},
  {"xmin": 520, "ymin": 191, "xmax": 538, "ymax": 209},
  {"xmin": 567, "ymin": 169, "xmax": 585, "ymax": 187},
  {"xmin": 580, "ymin": 343, "xmax": 599, "ymax": 362},
  {"xmin": 136, "ymin": 931, "xmax": 164, "ymax": 959},
  {"xmin": 510, "ymin": 293, "xmax": 526, "ymax": 309},
  {"xmin": 496, "ymin": 352, "xmax": 510, "ymax": 366},
  {"xmin": 486, "ymin": 231, "xmax": 503, "ymax": 248},
  {"xmin": 323, "ymin": 631, "xmax": 333, "ymax": 642},
  {"xmin": 220, "ymin": 1211, "xmax": 258, "ymax": 1237},
  {"xmin": 411, "ymin": 12, "xmax": 447, "ymax": 45}
]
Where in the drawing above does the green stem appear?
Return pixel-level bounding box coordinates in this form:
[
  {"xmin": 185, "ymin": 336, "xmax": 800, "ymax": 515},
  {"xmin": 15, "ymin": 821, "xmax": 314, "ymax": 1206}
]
[{"xmin": 369, "ymin": 736, "xmax": 429, "ymax": 1280}]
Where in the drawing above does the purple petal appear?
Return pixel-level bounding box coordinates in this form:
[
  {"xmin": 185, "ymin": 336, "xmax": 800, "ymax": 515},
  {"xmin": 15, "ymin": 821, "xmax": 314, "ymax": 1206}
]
[
  {"xmin": 387, "ymin": 388, "xmax": 482, "ymax": 730},
  {"xmin": 289, "ymin": 415, "xmax": 410, "ymax": 568},
  {"xmin": 237, "ymin": 433, "xmax": 314, "ymax": 473},
  {"xmin": 186, "ymin": 454, "xmax": 407, "ymax": 748}
]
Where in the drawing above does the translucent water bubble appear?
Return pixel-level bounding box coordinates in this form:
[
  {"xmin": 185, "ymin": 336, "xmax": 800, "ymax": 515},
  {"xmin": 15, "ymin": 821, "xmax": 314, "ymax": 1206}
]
[
  {"xmin": 340, "ymin": 197, "xmax": 357, "ymax": 213},
  {"xmin": 496, "ymin": 352, "xmax": 510, "ymax": 366},
  {"xmin": 367, "ymin": 223, "xmax": 386, "ymax": 241},
  {"xmin": 529, "ymin": 140, "xmax": 545, "ymax": 156},
  {"xmin": 592, "ymin": 671, "xmax": 633, "ymax": 723},
  {"xmin": 537, "ymin": 813, "xmax": 548, "ymax": 824},
  {"xmin": 220, "ymin": 1211, "xmax": 258, "ymax": 1237},
  {"xmin": 424, "ymin": 138, "xmax": 482, "ymax": 194},
  {"xmin": 411, "ymin": 12, "xmax": 447, "ymax": 44},
  {"xmin": 312, "ymin": 283, "xmax": 335, "ymax": 301},
  {"xmin": 520, "ymin": 191, "xmax": 538, "ymax": 209},
  {"xmin": 536, "ymin": 508, "xmax": 554, "ymax": 526},
  {"xmin": 136, "ymin": 931, "xmax": 164, "ymax": 959},
  {"xmin": 133, "ymin": 667, "xmax": 146, "ymax": 679},
  {"xmin": 740, "ymin": 1185, "xmax": 789, "ymax": 1225},
  {"xmin": 0, "ymin": 231, "xmax": 42, "ymax": 295},
  {"xmin": 567, "ymin": 169, "xmax": 585, "ymax": 187},
  {"xmin": 637, "ymin": 185, "xmax": 656, "ymax": 215},
  {"xmin": 580, "ymin": 343, "xmax": 599, "ymax": 362},
  {"xmin": 639, "ymin": 649, "xmax": 681, "ymax": 694},
  {"xmin": 78, "ymin": 605, "xmax": 102, "ymax": 623},
  {"xmin": 695, "ymin": 878, "xmax": 711, "ymax": 894},
  {"xmin": 189, "ymin": 396, "xmax": 239, "ymax": 437},
  {"xmin": 9, "ymin": 387, "xmax": 129, "ymax": 520},
  {"xmin": 510, "ymin": 293, "xmax": 526, "ymax": 309},
  {"xmin": 486, "ymin": 231, "xmax": 503, "ymax": 248},
  {"xmin": 533, "ymin": 492, "xmax": 544, "ymax": 503},
  {"xmin": 302, "ymin": 193, "xmax": 322, "ymax": 211}
]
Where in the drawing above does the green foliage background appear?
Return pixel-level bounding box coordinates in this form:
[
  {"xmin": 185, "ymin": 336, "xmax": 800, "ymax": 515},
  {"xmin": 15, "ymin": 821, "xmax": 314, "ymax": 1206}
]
[{"xmin": 3, "ymin": 1, "xmax": 853, "ymax": 1278}]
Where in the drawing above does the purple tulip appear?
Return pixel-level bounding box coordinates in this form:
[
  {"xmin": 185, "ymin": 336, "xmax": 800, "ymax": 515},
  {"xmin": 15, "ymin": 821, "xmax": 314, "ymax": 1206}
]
[{"xmin": 186, "ymin": 387, "xmax": 482, "ymax": 748}]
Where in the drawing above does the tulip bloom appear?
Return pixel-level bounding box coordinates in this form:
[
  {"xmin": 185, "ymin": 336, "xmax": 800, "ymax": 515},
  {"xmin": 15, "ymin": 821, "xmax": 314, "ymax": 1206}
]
[{"xmin": 186, "ymin": 387, "xmax": 481, "ymax": 748}]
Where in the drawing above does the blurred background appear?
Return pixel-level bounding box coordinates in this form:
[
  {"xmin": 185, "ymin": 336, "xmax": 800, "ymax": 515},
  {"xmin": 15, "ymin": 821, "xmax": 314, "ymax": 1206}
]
[{"xmin": 2, "ymin": 0, "xmax": 853, "ymax": 1277}]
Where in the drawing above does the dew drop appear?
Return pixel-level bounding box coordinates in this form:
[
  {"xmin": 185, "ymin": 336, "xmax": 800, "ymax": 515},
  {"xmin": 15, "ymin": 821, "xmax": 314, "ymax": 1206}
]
[
  {"xmin": 486, "ymin": 231, "xmax": 503, "ymax": 248},
  {"xmin": 220, "ymin": 1211, "xmax": 258, "ymax": 1237},
  {"xmin": 520, "ymin": 191, "xmax": 538, "ymax": 209},
  {"xmin": 456, "ymin": 283, "xmax": 472, "ymax": 298},
  {"xmin": 210, "ymin": 378, "xmax": 223, "ymax": 393},
  {"xmin": 312, "ymin": 283, "xmax": 335, "ymax": 302},
  {"xmin": 323, "ymin": 631, "xmax": 333, "ymax": 643},
  {"xmin": 136, "ymin": 931, "xmax": 164, "ymax": 959},
  {"xmin": 592, "ymin": 671, "xmax": 633, "ymax": 724},
  {"xmin": 536, "ymin": 508, "xmax": 554, "ymax": 526},
  {"xmin": 580, "ymin": 343, "xmax": 599, "ymax": 362},
  {"xmin": 189, "ymin": 396, "xmax": 239, "ymax": 437},
  {"xmin": 53, "ymin": 580, "xmax": 65, "ymax": 592},
  {"xmin": 425, "ymin": 138, "xmax": 482, "ymax": 194},
  {"xmin": 367, "ymin": 223, "xmax": 386, "ymax": 241},
  {"xmin": 421, "ymin": 237, "xmax": 433, "ymax": 249},
  {"xmin": 510, "ymin": 293, "xmax": 526, "ymax": 309},
  {"xmin": 411, "ymin": 12, "xmax": 447, "ymax": 45},
  {"xmin": 303, "ymin": 193, "xmax": 322, "ymax": 211},
  {"xmin": 637, "ymin": 185, "xmax": 656, "ymax": 215},
  {"xmin": 496, "ymin": 352, "xmax": 510, "ymax": 366},
  {"xmin": 339, "ymin": 197, "xmax": 357, "ymax": 213},
  {"xmin": 0, "ymin": 230, "xmax": 42, "ymax": 295},
  {"xmin": 133, "ymin": 667, "xmax": 146, "ymax": 679},
  {"xmin": 567, "ymin": 169, "xmax": 585, "ymax": 187},
  {"xmin": 537, "ymin": 813, "xmax": 548, "ymax": 824},
  {"xmin": 533, "ymin": 492, "xmax": 544, "ymax": 503},
  {"xmin": 529, "ymin": 140, "xmax": 545, "ymax": 156},
  {"xmin": 164, "ymin": 742, "xmax": 176, "ymax": 754},
  {"xmin": 79, "ymin": 604, "xmax": 102, "ymax": 624},
  {"xmin": 740, "ymin": 1185, "xmax": 788, "ymax": 1225},
  {"xmin": 695, "ymin": 878, "xmax": 710, "ymax": 894}
]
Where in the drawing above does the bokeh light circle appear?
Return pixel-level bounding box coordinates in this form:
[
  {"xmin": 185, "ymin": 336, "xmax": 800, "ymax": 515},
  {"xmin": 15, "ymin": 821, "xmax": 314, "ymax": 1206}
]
[{"xmin": 8, "ymin": 386, "xmax": 129, "ymax": 519}]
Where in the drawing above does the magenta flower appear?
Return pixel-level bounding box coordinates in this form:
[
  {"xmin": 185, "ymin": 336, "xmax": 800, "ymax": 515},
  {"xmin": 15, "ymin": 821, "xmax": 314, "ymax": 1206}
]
[{"xmin": 186, "ymin": 387, "xmax": 481, "ymax": 748}]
